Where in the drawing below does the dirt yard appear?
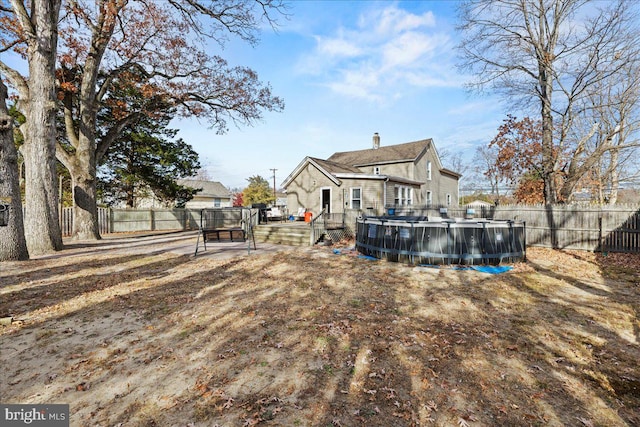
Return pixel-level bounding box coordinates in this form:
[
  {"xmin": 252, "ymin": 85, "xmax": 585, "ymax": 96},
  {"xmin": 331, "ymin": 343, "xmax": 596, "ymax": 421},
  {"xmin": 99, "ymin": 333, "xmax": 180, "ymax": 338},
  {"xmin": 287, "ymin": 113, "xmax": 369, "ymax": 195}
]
[{"xmin": 1, "ymin": 232, "xmax": 639, "ymax": 426}]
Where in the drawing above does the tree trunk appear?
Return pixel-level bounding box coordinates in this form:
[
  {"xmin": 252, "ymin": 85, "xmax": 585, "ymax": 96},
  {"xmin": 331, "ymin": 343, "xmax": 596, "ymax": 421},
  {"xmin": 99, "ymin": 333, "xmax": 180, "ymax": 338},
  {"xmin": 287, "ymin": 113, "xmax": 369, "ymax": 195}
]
[
  {"xmin": 540, "ymin": 66, "xmax": 558, "ymax": 204},
  {"xmin": 607, "ymin": 148, "xmax": 620, "ymax": 205},
  {"xmin": 22, "ymin": 0, "xmax": 64, "ymax": 255},
  {"xmin": 0, "ymin": 79, "xmax": 29, "ymax": 261},
  {"xmin": 126, "ymin": 185, "xmax": 135, "ymax": 208},
  {"xmin": 68, "ymin": 144, "xmax": 101, "ymax": 240},
  {"xmin": 63, "ymin": 1, "xmax": 122, "ymax": 241}
]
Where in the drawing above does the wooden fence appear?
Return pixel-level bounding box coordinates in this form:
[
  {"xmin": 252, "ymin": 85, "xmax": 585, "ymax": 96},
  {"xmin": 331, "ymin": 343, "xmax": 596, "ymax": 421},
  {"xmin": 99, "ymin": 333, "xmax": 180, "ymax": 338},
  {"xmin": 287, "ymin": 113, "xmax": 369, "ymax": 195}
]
[
  {"xmin": 60, "ymin": 207, "xmax": 194, "ymax": 236},
  {"xmin": 386, "ymin": 204, "xmax": 640, "ymax": 253},
  {"xmin": 61, "ymin": 207, "xmax": 111, "ymax": 236},
  {"xmin": 60, "ymin": 207, "xmax": 247, "ymax": 237},
  {"xmin": 58, "ymin": 205, "xmax": 640, "ymax": 253}
]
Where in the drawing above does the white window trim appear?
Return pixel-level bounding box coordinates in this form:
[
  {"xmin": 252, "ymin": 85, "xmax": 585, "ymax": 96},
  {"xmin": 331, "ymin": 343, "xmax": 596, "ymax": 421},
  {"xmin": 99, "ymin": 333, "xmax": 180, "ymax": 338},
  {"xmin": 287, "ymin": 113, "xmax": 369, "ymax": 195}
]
[
  {"xmin": 426, "ymin": 191, "xmax": 433, "ymax": 206},
  {"xmin": 427, "ymin": 161, "xmax": 432, "ymax": 181},
  {"xmin": 394, "ymin": 185, "xmax": 414, "ymax": 206},
  {"xmin": 320, "ymin": 186, "xmax": 332, "ymax": 213},
  {"xmin": 350, "ymin": 187, "xmax": 362, "ymax": 209}
]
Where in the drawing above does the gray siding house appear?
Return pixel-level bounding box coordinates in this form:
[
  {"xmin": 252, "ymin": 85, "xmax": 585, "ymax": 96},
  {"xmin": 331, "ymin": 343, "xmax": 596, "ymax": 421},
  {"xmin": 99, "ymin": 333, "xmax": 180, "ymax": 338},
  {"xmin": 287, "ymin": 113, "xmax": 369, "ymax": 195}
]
[
  {"xmin": 177, "ymin": 179, "xmax": 232, "ymax": 209},
  {"xmin": 282, "ymin": 133, "xmax": 460, "ymax": 217}
]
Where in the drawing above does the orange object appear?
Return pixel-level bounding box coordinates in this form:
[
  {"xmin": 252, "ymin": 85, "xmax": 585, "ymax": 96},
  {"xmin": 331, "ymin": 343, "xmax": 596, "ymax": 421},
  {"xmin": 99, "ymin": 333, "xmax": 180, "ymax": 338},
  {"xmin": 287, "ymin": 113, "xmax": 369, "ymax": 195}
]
[{"xmin": 304, "ymin": 212, "xmax": 313, "ymax": 223}]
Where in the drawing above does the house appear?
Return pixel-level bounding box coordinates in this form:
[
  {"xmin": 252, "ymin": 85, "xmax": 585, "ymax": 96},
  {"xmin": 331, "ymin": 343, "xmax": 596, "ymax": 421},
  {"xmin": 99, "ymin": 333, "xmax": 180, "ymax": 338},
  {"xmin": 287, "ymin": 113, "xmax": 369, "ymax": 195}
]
[
  {"xmin": 465, "ymin": 200, "xmax": 493, "ymax": 208},
  {"xmin": 282, "ymin": 133, "xmax": 460, "ymax": 216},
  {"xmin": 274, "ymin": 191, "xmax": 288, "ymax": 209},
  {"xmin": 177, "ymin": 179, "xmax": 232, "ymax": 209}
]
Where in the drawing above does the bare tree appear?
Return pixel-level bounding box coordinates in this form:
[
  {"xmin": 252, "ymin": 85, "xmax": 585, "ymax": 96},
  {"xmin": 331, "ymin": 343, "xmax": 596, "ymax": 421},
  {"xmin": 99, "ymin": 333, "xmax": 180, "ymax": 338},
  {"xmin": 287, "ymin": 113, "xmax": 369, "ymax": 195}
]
[
  {"xmin": 2, "ymin": 0, "xmax": 285, "ymax": 243},
  {"xmin": 55, "ymin": 0, "xmax": 285, "ymax": 240},
  {"xmin": 472, "ymin": 144, "xmax": 505, "ymax": 202},
  {"xmin": 457, "ymin": 0, "xmax": 640, "ymax": 203},
  {"xmin": 1, "ymin": 0, "xmax": 63, "ymax": 255},
  {"xmin": 0, "ymin": 78, "xmax": 29, "ymax": 260},
  {"xmin": 438, "ymin": 147, "xmax": 465, "ymax": 175},
  {"xmin": 574, "ymin": 63, "xmax": 640, "ymax": 204}
]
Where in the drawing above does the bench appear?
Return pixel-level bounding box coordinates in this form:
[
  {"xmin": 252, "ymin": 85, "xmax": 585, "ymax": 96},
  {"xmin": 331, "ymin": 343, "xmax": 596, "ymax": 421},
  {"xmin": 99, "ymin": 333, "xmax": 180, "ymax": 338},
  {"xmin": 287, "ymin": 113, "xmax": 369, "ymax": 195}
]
[
  {"xmin": 202, "ymin": 227, "xmax": 246, "ymax": 242},
  {"xmin": 194, "ymin": 208, "xmax": 257, "ymax": 256},
  {"xmin": 194, "ymin": 227, "xmax": 247, "ymax": 256}
]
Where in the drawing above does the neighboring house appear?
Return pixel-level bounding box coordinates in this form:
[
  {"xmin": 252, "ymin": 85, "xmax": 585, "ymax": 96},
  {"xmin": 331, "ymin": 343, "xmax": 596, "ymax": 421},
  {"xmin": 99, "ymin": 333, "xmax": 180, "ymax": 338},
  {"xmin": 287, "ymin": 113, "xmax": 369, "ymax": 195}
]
[
  {"xmin": 282, "ymin": 133, "xmax": 460, "ymax": 216},
  {"xmin": 177, "ymin": 179, "xmax": 232, "ymax": 209},
  {"xmin": 108, "ymin": 179, "xmax": 232, "ymax": 209},
  {"xmin": 465, "ymin": 200, "xmax": 493, "ymax": 209},
  {"xmin": 274, "ymin": 191, "xmax": 288, "ymax": 209}
]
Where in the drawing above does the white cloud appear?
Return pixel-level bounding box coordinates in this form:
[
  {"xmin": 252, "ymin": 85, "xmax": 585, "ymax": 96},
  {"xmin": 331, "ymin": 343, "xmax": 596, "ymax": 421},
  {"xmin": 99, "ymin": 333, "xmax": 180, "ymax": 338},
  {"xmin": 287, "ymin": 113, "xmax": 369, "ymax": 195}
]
[
  {"xmin": 381, "ymin": 31, "xmax": 445, "ymax": 69},
  {"xmin": 316, "ymin": 35, "xmax": 363, "ymax": 58},
  {"xmin": 296, "ymin": 4, "xmax": 460, "ymax": 101},
  {"xmin": 362, "ymin": 6, "xmax": 436, "ymax": 36}
]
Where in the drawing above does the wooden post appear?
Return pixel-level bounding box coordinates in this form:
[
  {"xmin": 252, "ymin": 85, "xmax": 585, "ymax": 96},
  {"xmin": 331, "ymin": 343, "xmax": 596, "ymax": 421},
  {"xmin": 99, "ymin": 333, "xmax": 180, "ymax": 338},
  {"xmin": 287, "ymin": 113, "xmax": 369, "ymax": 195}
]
[{"xmin": 598, "ymin": 216, "xmax": 603, "ymax": 254}]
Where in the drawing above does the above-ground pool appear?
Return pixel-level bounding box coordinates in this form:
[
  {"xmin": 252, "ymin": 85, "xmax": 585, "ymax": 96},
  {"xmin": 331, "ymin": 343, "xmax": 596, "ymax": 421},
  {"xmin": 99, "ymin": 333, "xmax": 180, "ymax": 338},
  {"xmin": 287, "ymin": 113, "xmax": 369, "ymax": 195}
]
[{"xmin": 356, "ymin": 216, "xmax": 526, "ymax": 265}]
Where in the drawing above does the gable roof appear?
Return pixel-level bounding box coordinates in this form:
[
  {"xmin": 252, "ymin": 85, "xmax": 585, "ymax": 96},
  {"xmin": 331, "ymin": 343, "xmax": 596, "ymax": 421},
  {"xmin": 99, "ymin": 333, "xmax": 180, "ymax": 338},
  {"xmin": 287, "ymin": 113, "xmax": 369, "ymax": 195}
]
[
  {"xmin": 281, "ymin": 157, "xmax": 342, "ymax": 188},
  {"xmin": 441, "ymin": 168, "xmax": 462, "ymax": 178},
  {"xmin": 282, "ymin": 136, "xmax": 460, "ymax": 189},
  {"xmin": 327, "ymin": 138, "xmax": 432, "ymax": 166},
  {"xmin": 311, "ymin": 157, "xmax": 362, "ymax": 174},
  {"xmin": 281, "ymin": 156, "xmax": 424, "ymax": 189},
  {"xmin": 177, "ymin": 179, "xmax": 230, "ymax": 198}
]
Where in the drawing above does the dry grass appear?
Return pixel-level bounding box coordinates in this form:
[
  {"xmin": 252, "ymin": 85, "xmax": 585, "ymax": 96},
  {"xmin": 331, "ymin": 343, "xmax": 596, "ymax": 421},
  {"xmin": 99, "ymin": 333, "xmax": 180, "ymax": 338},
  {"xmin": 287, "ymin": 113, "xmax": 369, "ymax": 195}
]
[{"xmin": 1, "ymin": 241, "xmax": 638, "ymax": 427}]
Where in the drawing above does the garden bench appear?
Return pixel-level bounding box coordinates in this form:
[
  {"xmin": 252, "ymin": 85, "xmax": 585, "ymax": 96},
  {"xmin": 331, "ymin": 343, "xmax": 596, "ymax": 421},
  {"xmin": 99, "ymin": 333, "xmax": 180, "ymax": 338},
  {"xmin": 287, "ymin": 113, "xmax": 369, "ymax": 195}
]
[
  {"xmin": 202, "ymin": 227, "xmax": 246, "ymax": 242},
  {"xmin": 193, "ymin": 208, "xmax": 256, "ymax": 256}
]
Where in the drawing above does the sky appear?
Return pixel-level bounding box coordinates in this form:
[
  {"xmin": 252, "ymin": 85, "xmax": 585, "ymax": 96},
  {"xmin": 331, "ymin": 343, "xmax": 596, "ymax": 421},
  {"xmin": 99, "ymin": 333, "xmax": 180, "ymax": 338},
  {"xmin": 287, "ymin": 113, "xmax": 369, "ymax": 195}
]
[{"xmin": 175, "ymin": 0, "xmax": 506, "ymax": 190}]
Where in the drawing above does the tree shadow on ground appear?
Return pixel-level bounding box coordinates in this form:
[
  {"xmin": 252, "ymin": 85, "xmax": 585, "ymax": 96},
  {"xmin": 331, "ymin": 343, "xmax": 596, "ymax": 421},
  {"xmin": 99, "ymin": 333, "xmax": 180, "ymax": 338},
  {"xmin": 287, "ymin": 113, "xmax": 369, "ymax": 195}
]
[
  {"xmin": 1, "ymin": 248, "xmax": 638, "ymax": 426},
  {"xmin": 0, "ymin": 253, "xmax": 190, "ymax": 318}
]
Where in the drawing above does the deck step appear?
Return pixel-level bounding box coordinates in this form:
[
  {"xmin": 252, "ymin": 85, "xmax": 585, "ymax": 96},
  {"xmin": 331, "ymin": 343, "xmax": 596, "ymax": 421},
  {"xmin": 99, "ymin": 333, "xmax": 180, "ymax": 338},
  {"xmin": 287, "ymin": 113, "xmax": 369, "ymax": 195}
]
[{"xmin": 252, "ymin": 223, "xmax": 312, "ymax": 246}]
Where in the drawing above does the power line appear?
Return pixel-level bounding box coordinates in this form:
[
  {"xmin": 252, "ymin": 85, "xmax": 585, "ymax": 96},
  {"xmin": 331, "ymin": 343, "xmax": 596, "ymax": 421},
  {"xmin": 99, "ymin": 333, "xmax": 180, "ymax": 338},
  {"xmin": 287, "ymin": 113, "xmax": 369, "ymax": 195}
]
[{"xmin": 270, "ymin": 168, "xmax": 277, "ymax": 205}]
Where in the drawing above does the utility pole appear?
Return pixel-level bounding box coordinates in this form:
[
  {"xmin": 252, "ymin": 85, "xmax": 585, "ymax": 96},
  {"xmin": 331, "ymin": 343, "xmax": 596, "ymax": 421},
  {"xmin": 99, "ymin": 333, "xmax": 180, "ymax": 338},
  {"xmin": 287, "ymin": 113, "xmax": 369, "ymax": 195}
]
[{"xmin": 270, "ymin": 168, "xmax": 277, "ymax": 205}]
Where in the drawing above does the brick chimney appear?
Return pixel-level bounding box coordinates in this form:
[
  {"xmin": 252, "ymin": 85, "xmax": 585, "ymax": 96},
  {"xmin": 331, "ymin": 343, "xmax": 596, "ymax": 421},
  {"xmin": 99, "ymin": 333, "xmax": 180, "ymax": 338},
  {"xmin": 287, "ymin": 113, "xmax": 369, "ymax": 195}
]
[{"xmin": 373, "ymin": 132, "xmax": 380, "ymax": 149}]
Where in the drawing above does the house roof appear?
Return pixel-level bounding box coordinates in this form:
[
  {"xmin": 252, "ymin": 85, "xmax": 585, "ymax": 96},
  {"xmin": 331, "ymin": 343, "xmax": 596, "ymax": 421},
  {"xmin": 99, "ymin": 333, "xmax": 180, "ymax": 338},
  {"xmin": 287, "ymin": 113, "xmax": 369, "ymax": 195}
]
[
  {"xmin": 327, "ymin": 138, "xmax": 433, "ymax": 166},
  {"xmin": 466, "ymin": 200, "xmax": 493, "ymax": 207},
  {"xmin": 441, "ymin": 168, "xmax": 462, "ymax": 178},
  {"xmin": 281, "ymin": 156, "xmax": 424, "ymax": 189},
  {"xmin": 282, "ymin": 136, "xmax": 460, "ymax": 189},
  {"xmin": 177, "ymin": 179, "xmax": 230, "ymax": 198},
  {"xmin": 310, "ymin": 157, "xmax": 362, "ymax": 174},
  {"xmin": 281, "ymin": 157, "xmax": 342, "ymax": 188}
]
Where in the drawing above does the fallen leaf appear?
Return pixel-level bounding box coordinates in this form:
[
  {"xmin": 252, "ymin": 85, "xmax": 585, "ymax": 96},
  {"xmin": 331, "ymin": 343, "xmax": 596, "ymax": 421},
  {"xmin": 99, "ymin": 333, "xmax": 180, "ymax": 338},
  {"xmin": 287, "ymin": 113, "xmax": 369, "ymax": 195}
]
[
  {"xmin": 76, "ymin": 382, "xmax": 89, "ymax": 391},
  {"xmin": 577, "ymin": 417, "xmax": 594, "ymax": 427}
]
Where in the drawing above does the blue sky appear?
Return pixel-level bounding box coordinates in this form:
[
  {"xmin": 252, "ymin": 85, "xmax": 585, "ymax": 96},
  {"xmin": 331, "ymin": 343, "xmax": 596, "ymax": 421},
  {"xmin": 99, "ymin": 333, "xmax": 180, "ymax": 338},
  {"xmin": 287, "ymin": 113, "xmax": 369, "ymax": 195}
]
[{"xmin": 176, "ymin": 1, "xmax": 506, "ymax": 190}]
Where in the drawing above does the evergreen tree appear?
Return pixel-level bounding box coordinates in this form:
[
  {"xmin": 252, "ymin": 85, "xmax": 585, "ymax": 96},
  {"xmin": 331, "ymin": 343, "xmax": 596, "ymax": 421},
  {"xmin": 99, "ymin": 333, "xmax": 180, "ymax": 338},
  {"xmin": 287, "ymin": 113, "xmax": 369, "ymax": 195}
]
[{"xmin": 97, "ymin": 76, "xmax": 201, "ymax": 208}]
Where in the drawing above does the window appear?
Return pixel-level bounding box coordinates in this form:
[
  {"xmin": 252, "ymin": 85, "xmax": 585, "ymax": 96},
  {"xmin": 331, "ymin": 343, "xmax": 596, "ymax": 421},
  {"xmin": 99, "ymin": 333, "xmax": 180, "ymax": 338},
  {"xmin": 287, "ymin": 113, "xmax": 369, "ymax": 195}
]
[
  {"xmin": 394, "ymin": 185, "xmax": 414, "ymax": 206},
  {"xmin": 427, "ymin": 161, "xmax": 432, "ymax": 181},
  {"xmin": 426, "ymin": 191, "xmax": 432, "ymax": 206},
  {"xmin": 373, "ymin": 166, "xmax": 380, "ymax": 175},
  {"xmin": 351, "ymin": 188, "xmax": 362, "ymax": 210},
  {"xmin": 214, "ymin": 198, "xmax": 221, "ymax": 207},
  {"xmin": 446, "ymin": 194, "xmax": 451, "ymax": 206}
]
